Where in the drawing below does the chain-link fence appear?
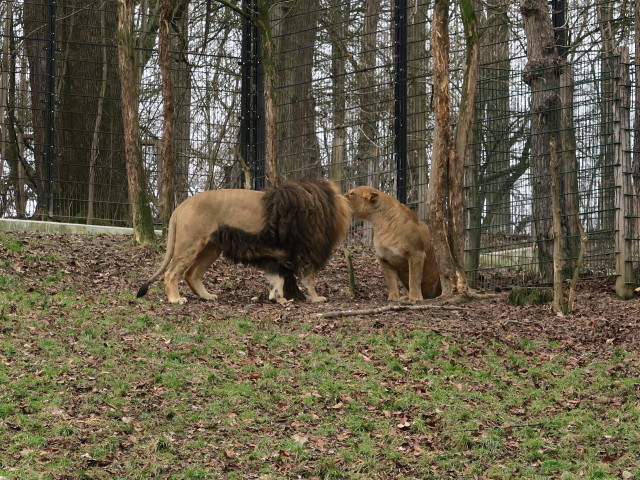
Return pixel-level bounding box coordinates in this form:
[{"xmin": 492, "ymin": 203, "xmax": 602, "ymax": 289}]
[{"xmin": 1, "ymin": 0, "xmax": 639, "ymax": 291}]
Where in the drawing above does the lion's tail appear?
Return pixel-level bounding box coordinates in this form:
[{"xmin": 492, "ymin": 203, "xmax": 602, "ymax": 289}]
[
  {"xmin": 212, "ymin": 225, "xmax": 294, "ymax": 269},
  {"xmin": 136, "ymin": 213, "xmax": 177, "ymax": 298}
]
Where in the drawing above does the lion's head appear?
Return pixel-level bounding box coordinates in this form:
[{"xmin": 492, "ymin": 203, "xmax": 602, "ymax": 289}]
[{"xmin": 345, "ymin": 185, "xmax": 384, "ymax": 220}]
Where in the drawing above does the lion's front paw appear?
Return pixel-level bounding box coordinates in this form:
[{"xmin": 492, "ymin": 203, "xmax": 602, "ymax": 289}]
[
  {"xmin": 169, "ymin": 296, "xmax": 188, "ymax": 305},
  {"xmin": 309, "ymin": 295, "xmax": 327, "ymax": 303},
  {"xmin": 397, "ymin": 295, "xmax": 423, "ymax": 304}
]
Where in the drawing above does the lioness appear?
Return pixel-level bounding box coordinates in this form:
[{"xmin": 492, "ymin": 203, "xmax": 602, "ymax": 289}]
[
  {"xmin": 137, "ymin": 179, "xmax": 350, "ymax": 304},
  {"xmin": 346, "ymin": 186, "xmax": 441, "ymax": 301}
]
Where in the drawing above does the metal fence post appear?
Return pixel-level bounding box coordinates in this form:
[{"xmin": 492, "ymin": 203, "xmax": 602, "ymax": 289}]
[
  {"xmin": 240, "ymin": 0, "xmax": 265, "ymax": 191},
  {"xmin": 45, "ymin": 0, "xmax": 57, "ymax": 217},
  {"xmin": 551, "ymin": 0, "xmax": 566, "ymax": 58},
  {"xmin": 394, "ymin": 0, "xmax": 407, "ymax": 204}
]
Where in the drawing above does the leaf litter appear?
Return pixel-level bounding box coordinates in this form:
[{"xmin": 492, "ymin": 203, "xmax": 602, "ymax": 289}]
[{"xmin": 1, "ymin": 231, "xmax": 639, "ymax": 479}]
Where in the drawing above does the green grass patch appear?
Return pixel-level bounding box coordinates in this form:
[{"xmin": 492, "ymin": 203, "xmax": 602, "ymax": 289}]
[{"xmin": 0, "ymin": 286, "xmax": 638, "ymax": 480}]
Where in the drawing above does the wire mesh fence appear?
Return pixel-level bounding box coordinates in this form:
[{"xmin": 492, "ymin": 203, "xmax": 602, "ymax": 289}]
[{"xmin": 1, "ymin": 0, "xmax": 639, "ymax": 291}]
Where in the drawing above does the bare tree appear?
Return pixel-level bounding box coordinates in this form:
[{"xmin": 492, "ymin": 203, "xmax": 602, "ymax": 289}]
[
  {"xmin": 426, "ymin": 0, "xmax": 474, "ymax": 297},
  {"xmin": 406, "ymin": 0, "xmax": 431, "ymax": 220},
  {"xmin": 22, "ymin": 0, "xmax": 53, "ymax": 217},
  {"xmin": 170, "ymin": 0, "xmax": 191, "ymax": 204},
  {"xmin": 211, "ymin": 0, "xmax": 278, "ymax": 186},
  {"xmin": 356, "ymin": 0, "xmax": 382, "ymax": 188},
  {"xmin": 87, "ymin": 5, "xmax": 109, "ymax": 225},
  {"xmin": 595, "ymin": 2, "xmax": 616, "ymax": 234},
  {"xmin": 477, "ymin": 0, "xmax": 511, "ymax": 235},
  {"xmin": 324, "ymin": 0, "xmax": 350, "ymax": 192},
  {"xmin": 464, "ymin": 0, "xmax": 517, "ymax": 281},
  {"xmin": 272, "ymin": 0, "xmax": 321, "ymax": 180},
  {"xmin": 0, "ymin": 0, "xmax": 27, "ymax": 217},
  {"xmin": 520, "ymin": 0, "xmax": 579, "ymax": 280},
  {"xmin": 116, "ymin": 0, "xmax": 155, "ymax": 243},
  {"xmin": 449, "ymin": 0, "xmax": 478, "ymax": 292},
  {"xmin": 634, "ymin": 0, "xmax": 640, "ymax": 207},
  {"xmin": 158, "ymin": 0, "xmax": 176, "ymax": 232},
  {"xmin": 257, "ymin": 0, "xmax": 278, "ymax": 186},
  {"xmin": 22, "ymin": 0, "xmax": 133, "ymax": 222},
  {"xmin": 0, "ymin": 0, "xmax": 10, "ymax": 185}
]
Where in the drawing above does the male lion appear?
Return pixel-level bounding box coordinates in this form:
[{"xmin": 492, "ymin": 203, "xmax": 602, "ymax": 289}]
[
  {"xmin": 346, "ymin": 185, "xmax": 441, "ymax": 301},
  {"xmin": 137, "ymin": 179, "xmax": 350, "ymax": 304}
]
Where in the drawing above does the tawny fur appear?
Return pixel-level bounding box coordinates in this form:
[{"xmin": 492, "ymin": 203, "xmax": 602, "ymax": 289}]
[
  {"xmin": 346, "ymin": 185, "xmax": 441, "ymax": 301},
  {"xmin": 137, "ymin": 179, "xmax": 350, "ymax": 304},
  {"xmin": 215, "ymin": 180, "xmax": 345, "ymax": 272}
]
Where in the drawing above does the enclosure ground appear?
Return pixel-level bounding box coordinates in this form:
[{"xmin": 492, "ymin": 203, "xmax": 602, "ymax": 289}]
[{"xmin": 1, "ymin": 232, "xmax": 639, "ymax": 479}]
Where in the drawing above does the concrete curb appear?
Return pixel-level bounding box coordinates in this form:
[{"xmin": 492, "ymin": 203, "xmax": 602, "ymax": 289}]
[{"xmin": 0, "ymin": 218, "xmax": 140, "ymax": 236}]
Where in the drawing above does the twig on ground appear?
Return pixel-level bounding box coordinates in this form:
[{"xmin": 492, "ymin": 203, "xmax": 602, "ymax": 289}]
[
  {"xmin": 316, "ymin": 303, "xmax": 464, "ymax": 319},
  {"xmin": 342, "ymin": 245, "xmax": 356, "ymax": 297}
]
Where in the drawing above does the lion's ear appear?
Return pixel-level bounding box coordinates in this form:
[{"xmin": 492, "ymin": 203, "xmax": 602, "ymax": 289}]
[{"xmin": 367, "ymin": 192, "xmax": 378, "ymax": 203}]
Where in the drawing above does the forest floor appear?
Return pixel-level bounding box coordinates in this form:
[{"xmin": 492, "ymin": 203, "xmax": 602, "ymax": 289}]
[
  {"xmin": 6, "ymin": 231, "xmax": 639, "ymax": 354},
  {"xmin": 1, "ymin": 231, "xmax": 639, "ymax": 479}
]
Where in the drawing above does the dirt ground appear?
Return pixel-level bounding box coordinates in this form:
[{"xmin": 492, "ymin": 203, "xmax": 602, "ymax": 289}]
[{"xmin": 3, "ymin": 231, "xmax": 640, "ymax": 356}]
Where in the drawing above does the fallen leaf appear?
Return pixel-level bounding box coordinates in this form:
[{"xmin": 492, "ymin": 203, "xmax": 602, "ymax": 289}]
[{"xmin": 291, "ymin": 433, "xmax": 309, "ymax": 446}]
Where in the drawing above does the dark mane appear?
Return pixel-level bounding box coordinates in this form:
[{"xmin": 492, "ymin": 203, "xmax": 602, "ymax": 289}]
[{"xmin": 211, "ymin": 178, "xmax": 348, "ymax": 273}]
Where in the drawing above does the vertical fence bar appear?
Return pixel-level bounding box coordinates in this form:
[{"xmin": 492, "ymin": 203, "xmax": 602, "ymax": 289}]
[
  {"xmin": 255, "ymin": 27, "xmax": 265, "ymax": 191},
  {"xmin": 394, "ymin": 0, "xmax": 407, "ymax": 203},
  {"xmin": 551, "ymin": 0, "xmax": 566, "ymax": 58},
  {"xmin": 613, "ymin": 47, "xmax": 633, "ymax": 298},
  {"xmin": 240, "ymin": 0, "xmax": 264, "ymax": 191},
  {"xmin": 240, "ymin": 0, "xmax": 254, "ymax": 188},
  {"xmin": 45, "ymin": 0, "xmax": 57, "ymax": 217}
]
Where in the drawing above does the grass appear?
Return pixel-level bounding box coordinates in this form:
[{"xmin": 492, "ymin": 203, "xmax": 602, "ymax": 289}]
[{"xmin": 0, "ymin": 239, "xmax": 639, "ymax": 479}]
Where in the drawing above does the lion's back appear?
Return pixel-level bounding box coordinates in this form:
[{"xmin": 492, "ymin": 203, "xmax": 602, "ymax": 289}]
[{"xmin": 174, "ymin": 189, "xmax": 266, "ymax": 234}]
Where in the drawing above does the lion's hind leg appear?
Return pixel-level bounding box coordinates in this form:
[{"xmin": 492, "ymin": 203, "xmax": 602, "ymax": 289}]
[
  {"xmin": 184, "ymin": 244, "xmax": 221, "ymax": 301},
  {"xmin": 301, "ymin": 268, "xmax": 327, "ymax": 303},
  {"xmin": 163, "ymin": 242, "xmax": 215, "ymax": 304},
  {"xmin": 164, "ymin": 260, "xmax": 189, "ymax": 305},
  {"xmin": 264, "ymin": 270, "xmax": 287, "ymax": 304},
  {"xmin": 420, "ymin": 261, "xmax": 442, "ymax": 299}
]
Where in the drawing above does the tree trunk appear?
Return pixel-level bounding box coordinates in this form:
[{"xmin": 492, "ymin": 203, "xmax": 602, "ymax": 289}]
[
  {"xmin": 426, "ymin": 0, "xmax": 462, "ymax": 296},
  {"xmin": 116, "ymin": 0, "xmax": 155, "ymax": 243},
  {"xmin": 478, "ymin": 0, "xmax": 511, "ymax": 235},
  {"xmin": 171, "ymin": 0, "xmax": 191, "ymax": 204},
  {"xmin": 0, "ymin": 0, "xmax": 12, "ymax": 188},
  {"xmin": 57, "ymin": 0, "xmax": 126, "ymax": 221},
  {"xmin": 159, "ymin": 0, "xmax": 176, "ymax": 232},
  {"xmin": 23, "ymin": 0, "xmax": 129, "ymax": 223},
  {"xmin": 633, "ymin": 0, "xmax": 640, "ymax": 250},
  {"xmin": 257, "ymin": 0, "xmax": 278, "ymax": 187},
  {"xmin": 326, "ymin": 1, "xmax": 349, "ymax": 192},
  {"xmin": 87, "ymin": 6, "xmax": 108, "ymax": 225},
  {"xmin": 596, "ymin": 2, "xmax": 616, "ymax": 235},
  {"xmin": 559, "ymin": 65, "xmax": 580, "ymax": 276},
  {"xmin": 520, "ymin": 0, "xmax": 578, "ymax": 281},
  {"xmin": 550, "ymin": 138, "xmax": 565, "ymax": 315},
  {"xmin": 446, "ymin": 0, "xmax": 477, "ymax": 295},
  {"xmin": 406, "ymin": 0, "xmax": 430, "ymax": 219},
  {"xmin": 356, "ymin": 0, "xmax": 381, "ymax": 189},
  {"xmin": 22, "ymin": 0, "xmax": 49, "ymax": 215},
  {"xmin": 272, "ymin": 0, "xmax": 321, "ymax": 180}
]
